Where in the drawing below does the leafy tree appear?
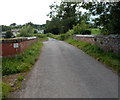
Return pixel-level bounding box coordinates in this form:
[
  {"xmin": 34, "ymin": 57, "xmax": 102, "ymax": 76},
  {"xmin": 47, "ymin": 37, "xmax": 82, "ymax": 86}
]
[
  {"xmin": 81, "ymin": 12, "xmax": 91, "ymax": 23},
  {"xmin": 25, "ymin": 22, "xmax": 34, "ymax": 27},
  {"xmin": 45, "ymin": 18, "xmax": 61, "ymax": 34},
  {"xmin": 57, "ymin": 2, "xmax": 79, "ymax": 32},
  {"xmin": 10, "ymin": 23, "xmax": 16, "ymax": 26},
  {"xmin": 34, "ymin": 29, "xmax": 38, "ymax": 34},
  {"xmin": 20, "ymin": 25, "xmax": 34, "ymax": 37},
  {"xmin": 5, "ymin": 30, "xmax": 14, "ymax": 38},
  {"xmin": 81, "ymin": 2, "xmax": 120, "ymax": 34},
  {"xmin": 73, "ymin": 21, "xmax": 90, "ymax": 34},
  {"xmin": 2, "ymin": 25, "xmax": 11, "ymax": 31},
  {"xmin": 46, "ymin": 2, "xmax": 82, "ymax": 34}
]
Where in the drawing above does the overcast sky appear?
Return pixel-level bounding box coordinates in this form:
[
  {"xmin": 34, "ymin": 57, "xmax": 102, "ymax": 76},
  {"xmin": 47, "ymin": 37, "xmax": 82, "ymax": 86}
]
[
  {"xmin": 0, "ymin": 0, "xmax": 61, "ymax": 26},
  {"xmin": 0, "ymin": 0, "xmax": 89, "ymax": 26}
]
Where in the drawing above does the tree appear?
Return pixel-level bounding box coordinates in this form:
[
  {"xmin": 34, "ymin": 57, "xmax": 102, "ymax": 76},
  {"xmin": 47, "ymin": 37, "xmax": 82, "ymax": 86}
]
[
  {"xmin": 57, "ymin": 2, "xmax": 79, "ymax": 32},
  {"xmin": 73, "ymin": 21, "xmax": 90, "ymax": 34},
  {"xmin": 81, "ymin": 2, "xmax": 120, "ymax": 34},
  {"xmin": 46, "ymin": 2, "xmax": 82, "ymax": 34},
  {"xmin": 5, "ymin": 30, "xmax": 14, "ymax": 38},
  {"xmin": 2, "ymin": 25, "xmax": 11, "ymax": 31},
  {"xmin": 20, "ymin": 25, "xmax": 34, "ymax": 37},
  {"xmin": 10, "ymin": 23, "xmax": 16, "ymax": 26},
  {"xmin": 45, "ymin": 18, "xmax": 61, "ymax": 34},
  {"xmin": 25, "ymin": 22, "xmax": 34, "ymax": 27}
]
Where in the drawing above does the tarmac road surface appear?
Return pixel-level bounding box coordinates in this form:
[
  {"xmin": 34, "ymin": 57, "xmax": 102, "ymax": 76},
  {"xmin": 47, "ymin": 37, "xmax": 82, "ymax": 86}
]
[{"xmin": 12, "ymin": 38, "xmax": 118, "ymax": 98}]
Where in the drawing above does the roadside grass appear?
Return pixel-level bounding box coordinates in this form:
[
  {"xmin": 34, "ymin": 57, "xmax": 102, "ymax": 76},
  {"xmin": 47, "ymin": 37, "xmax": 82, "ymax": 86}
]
[
  {"xmin": 90, "ymin": 28, "xmax": 101, "ymax": 35},
  {"xmin": 65, "ymin": 38, "xmax": 120, "ymax": 73},
  {"xmin": 17, "ymin": 75, "xmax": 24, "ymax": 81},
  {"xmin": 2, "ymin": 82, "xmax": 12, "ymax": 99},
  {"xmin": 2, "ymin": 37, "xmax": 47, "ymax": 76},
  {"xmin": 2, "ymin": 37, "xmax": 48, "ymax": 99},
  {"xmin": 2, "ymin": 75, "xmax": 25, "ymax": 99}
]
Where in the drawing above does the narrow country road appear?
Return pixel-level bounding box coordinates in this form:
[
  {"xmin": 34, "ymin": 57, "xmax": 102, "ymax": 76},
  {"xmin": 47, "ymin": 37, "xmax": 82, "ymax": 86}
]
[{"xmin": 12, "ymin": 38, "xmax": 118, "ymax": 98}]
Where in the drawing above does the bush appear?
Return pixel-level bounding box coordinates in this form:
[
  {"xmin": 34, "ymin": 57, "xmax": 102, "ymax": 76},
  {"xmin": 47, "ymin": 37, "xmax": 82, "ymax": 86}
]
[
  {"xmin": 17, "ymin": 75, "xmax": 24, "ymax": 81},
  {"xmin": 34, "ymin": 30, "xmax": 38, "ymax": 34},
  {"xmin": 47, "ymin": 29, "xmax": 74, "ymax": 41},
  {"xmin": 90, "ymin": 28, "xmax": 101, "ymax": 35},
  {"xmin": 46, "ymin": 33, "xmax": 53, "ymax": 37},
  {"xmin": 32, "ymin": 34, "xmax": 47, "ymax": 38},
  {"xmin": 59, "ymin": 33, "xmax": 72, "ymax": 40},
  {"xmin": 73, "ymin": 24, "xmax": 81, "ymax": 34},
  {"xmin": 66, "ymin": 29, "xmax": 74, "ymax": 35},
  {"xmin": 80, "ymin": 30, "xmax": 91, "ymax": 35},
  {"xmin": 5, "ymin": 30, "xmax": 14, "ymax": 38},
  {"xmin": 73, "ymin": 21, "xmax": 90, "ymax": 34},
  {"xmin": 20, "ymin": 25, "xmax": 34, "ymax": 37},
  {"xmin": 60, "ymin": 34, "xmax": 67, "ymax": 40}
]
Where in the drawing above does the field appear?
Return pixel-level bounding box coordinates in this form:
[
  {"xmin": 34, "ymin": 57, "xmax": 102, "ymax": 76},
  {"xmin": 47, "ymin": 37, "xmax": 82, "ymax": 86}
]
[{"xmin": 90, "ymin": 28, "xmax": 101, "ymax": 35}]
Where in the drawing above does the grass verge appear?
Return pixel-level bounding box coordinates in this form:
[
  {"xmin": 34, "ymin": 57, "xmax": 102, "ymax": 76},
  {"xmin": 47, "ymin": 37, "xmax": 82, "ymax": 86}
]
[
  {"xmin": 2, "ymin": 37, "xmax": 48, "ymax": 99},
  {"xmin": 65, "ymin": 38, "xmax": 120, "ymax": 73},
  {"xmin": 2, "ymin": 82, "xmax": 12, "ymax": 99},
  {"xmin": 2, "ymin": 37, "xmax": 47, "ymax": 76}
]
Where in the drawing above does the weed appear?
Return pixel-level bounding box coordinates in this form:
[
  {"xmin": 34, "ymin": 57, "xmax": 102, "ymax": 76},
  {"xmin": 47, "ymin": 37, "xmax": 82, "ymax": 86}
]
[
  {"xmin": 2, "ymin": 82, "xmax": 12, "ymax": 99},
  {"xmin": 17, "ymin": 75, "xmax": 24, "ymax": 81}
]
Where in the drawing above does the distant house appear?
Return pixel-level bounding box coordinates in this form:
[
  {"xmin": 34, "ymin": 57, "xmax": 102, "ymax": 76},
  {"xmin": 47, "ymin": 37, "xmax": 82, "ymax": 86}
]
[
  {"xmin": 39, "ymin": 30, "xmax": 44, "ymax": 33},
  {"xmin": 35, "ymin": 29, "xmax": 44, "ymax": 33},
  {"xmin": 0, "ymin": 29, "xmax": 20, "ymax": 38},
  {"xmin": 0, "ymin": 32, "xmax": 6, "ymax": 38},
  {"xmin": 11, "ymin": 29, "xmax": 20, "ymax": 36}
]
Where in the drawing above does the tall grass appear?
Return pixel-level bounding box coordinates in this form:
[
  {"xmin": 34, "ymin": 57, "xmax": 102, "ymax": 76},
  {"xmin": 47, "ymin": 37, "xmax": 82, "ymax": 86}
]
[
  {"xmin": 2, "ymin": 37, "xmax": 47, "ymax": 76},
  {"xmin": 2, "ymin": 37, "xmax": 48, "ymax": 99},
  {"xmin": 2, "ymin": 82, "xmax": 12, "ymax": 99}
]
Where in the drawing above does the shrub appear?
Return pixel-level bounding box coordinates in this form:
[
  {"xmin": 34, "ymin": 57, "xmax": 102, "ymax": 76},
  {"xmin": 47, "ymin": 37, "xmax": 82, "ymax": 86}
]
[
  {"xmin": 66, "ymin": 29, "xmax": 74, "ymax": 35},
  {"xmin": 80, "ymin": 30, "xmax": 91, "ymax": 35},
  {"xmin": 90, "ymin": 28, "xmax": 101, "ymax": 35},
  {"xmin": 17, "ymin": 75, "xmax": 24, "ymax": 81},
  {"xmin": 60, "ymin": 34, "xmax": 67, "ymax": 40},
  {"xmin": 59, "ymin": 33, "xmax": 72, "ymax": 40},
  {"xmin": 20, "ymin": 25, "xmax": 34, "ymax": 37},
  {"xmin": 34, "ymin": 30, "xmax": 38, "ymax": 34},
  {"xmin": 32, "ymin": 34, "xmax": 47, "ymax": 38},
  {"xmin": 46, "ymin": 33, "xmax": 53, "ymax": 37},
  {"xmin": 73, "ymin": 24, "xmax": 81, "ymax": 34},
  {"xmin": 5, "ymin": 30, "xmax": 14, "ymax": 38},
  {"xmin": 73, "ymin": 21, "xmax": 90, "ymax": 34}
]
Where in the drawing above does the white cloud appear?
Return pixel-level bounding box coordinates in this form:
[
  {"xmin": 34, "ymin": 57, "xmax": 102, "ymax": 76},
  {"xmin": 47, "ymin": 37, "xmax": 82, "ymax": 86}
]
[{"xmin": 0, "ymin": 0, "xmax": 60, "ymax": 25}]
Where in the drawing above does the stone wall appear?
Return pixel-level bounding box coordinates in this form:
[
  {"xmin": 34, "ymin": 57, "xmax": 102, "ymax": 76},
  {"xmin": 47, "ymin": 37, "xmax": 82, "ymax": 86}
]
[
  {"xmin": 74, "ymin": 35, "xmax": 95, "ymax": 44},
  {"xmin": 94, "ymin": 34, "xmax": 120, "ymax": 54},
  {"xmin": 74, "ymin": 34, "xmax": 120, "ymax": 54}
]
